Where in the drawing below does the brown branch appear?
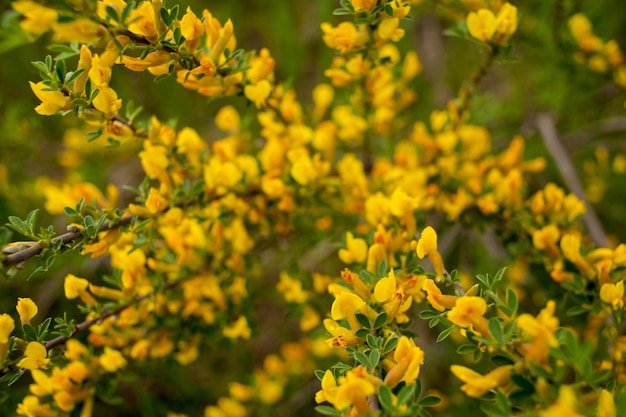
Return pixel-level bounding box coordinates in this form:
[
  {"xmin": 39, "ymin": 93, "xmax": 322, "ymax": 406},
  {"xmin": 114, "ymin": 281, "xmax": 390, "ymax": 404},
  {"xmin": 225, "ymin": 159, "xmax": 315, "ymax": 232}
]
[
  {"xmin": 455, "ymin": 46, "xmax": 498, "ymax": 128},
  {"xmin": 2, "ymin": 215, "xmax": 135, "ymax": 268},
  {"xmin": 45, "ymin": 280, "xmax": 178, "ymax": 351},
  {"xmin": 536, "ymin": 113, "xmax": 608, "ymax": 247}
]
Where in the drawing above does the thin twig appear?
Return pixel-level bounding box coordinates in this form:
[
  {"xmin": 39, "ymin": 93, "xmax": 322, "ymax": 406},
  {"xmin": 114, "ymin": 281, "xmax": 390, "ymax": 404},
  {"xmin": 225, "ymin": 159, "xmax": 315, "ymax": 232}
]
[
  {"xmin": 2, "ymin": 215, "xmax": 134, "ymax": 268},
  {"xmin": 536, "ymin": 113, "xmax": 608, "ymax": 247},
  {"xmin": 44, "ymin": 280, "xmax": 179, "ymax": 351}
]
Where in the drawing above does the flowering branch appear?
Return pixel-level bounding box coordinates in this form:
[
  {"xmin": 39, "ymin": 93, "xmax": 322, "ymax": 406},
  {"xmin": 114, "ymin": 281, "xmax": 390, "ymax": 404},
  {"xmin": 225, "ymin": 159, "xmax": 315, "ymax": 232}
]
[{"xmin": 2, "ymin": 215, "xmax": 134, "ymax": 268}]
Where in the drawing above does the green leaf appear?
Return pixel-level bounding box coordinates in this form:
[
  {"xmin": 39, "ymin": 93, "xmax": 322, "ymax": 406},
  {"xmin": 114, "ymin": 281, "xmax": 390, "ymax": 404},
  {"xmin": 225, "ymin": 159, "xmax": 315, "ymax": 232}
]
[
  {"xmin": 314, "ymin": 369, "xmax": 325, "ymax": 381},
  {"xmin": 419, "ymin": 395, "xmax": 441, "ymax": 407},
  {"xmin": 159, "ymin": 7, "xmax": 171, "ymax": 26},
  {"xmin": 488, "ymin": 317, "xmax": 504, "ymax": 344},
  {"xmin": 27, "ymin": 266, "xmax": 45, "ymax": 281},
  {"xmin": 314, "ymin": 405, "xmax": 341, "ymax": 416},
  {"xmin": 355, "ymin": 313, "xmax": 370, "ymax": 329},
  {"xmin": 383, "ymin": 337, "xmax": 399, "ymax": 355},
  {"xmin": 22, "ymin": 323, "xmax": 37, "ymax": 341},
  {"xmin": 378, "ymin": 384, "xmax": 394, "ymax": 411},
  {"xmin": 374, "ymin": 311, "xmax": 388, "ymax": 329},
  {"xmin": 397, "ymin": 383, "xmax": 416, "ymax": 406},
  {"xmin": 456, "ymin": 344, "xmax": 476, "ymax": 355},
  {"xmin": 25, "ymin": 209, "xmax": 38, "ymax": 236},
  {"xmin": 436, "ymin": 327, "xmax": 452, "ymax": 342},
  {"xmin": 377, "ymin": 260, "xmax": 388, "ymax": 278},
  {"xmin": 83, "ymin": 215, "xmax": 96, "ymax": 237},
  {"xmin": 505, "ymin": 288, "xmax": 518, "ymax": 316},
  {"xmin": 7, "ymin": 215, "xmax": 28, "ymax": 235},
  {"xmin": 369, "ymin": 349, "xmax": 380, "ymax": 368},
  {"xmin": 352, "ymin": 351, "xmax": 371, "ymax": 368}
]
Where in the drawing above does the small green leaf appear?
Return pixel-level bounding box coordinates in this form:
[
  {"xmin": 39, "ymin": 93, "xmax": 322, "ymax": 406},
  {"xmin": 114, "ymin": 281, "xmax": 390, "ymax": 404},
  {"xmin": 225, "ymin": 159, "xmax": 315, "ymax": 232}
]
[
  {"xmin": 383, "ymin": 337, "xmax": 399, "ymax": 355},
  {"xmin": 374, "ymin": 311, "xmax": 388, "ymax": 329},
  {"xmin": 378, "ymin": 384, "xmax": 394, "ymax": 411},
  {"xmin": 314, "ymin": 405, "xmax": 341, "ymax": 416},
  {"xmin": 397, "ymin": 383, "xmax": 416, "ymax": 406},
  {"xmin": 355, "ymin": 313, "xmax": 370, "ymax": 329},
  {"xmin": 419, "ymin": 395, "xmax": 441, "ymax": 407},
  {"xmin": 369, "ymin": 349, "xmax": 380, "ymax": 368},
  {"xmin": 436, "ymin": 327, "xmax": 452, "ymax": 342},
  {"xmin": 488, "ymin": 317, "xmax": 504, "ymax": 344},
  {"xmin": 456, "ymin": 344, "xmax": 476, "ymax": 355}
]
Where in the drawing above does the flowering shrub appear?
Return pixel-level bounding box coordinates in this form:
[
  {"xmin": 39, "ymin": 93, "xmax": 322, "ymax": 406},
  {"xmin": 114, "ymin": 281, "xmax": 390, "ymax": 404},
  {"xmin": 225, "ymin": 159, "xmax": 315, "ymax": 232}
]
[{"xmin": 0, "ymin": 0, "xmax": 625, "ymax": 416}]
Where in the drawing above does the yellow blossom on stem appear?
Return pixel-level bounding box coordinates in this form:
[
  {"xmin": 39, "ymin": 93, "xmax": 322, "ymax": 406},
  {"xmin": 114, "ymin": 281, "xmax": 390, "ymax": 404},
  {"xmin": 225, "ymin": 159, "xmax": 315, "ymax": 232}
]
[
  {"xmin": 17, "ymin": 395, "xmax": 55, "ymax": 417},
  {"xmin": 16, "ymin": 298, "xmax": 38, "ymax": 325},
  {"xmin": 145, "ymin": 187, "xmax": 168, "ymax": 214},
  {"xmin": 244, "ymin": 79, "xmax": 272, "ymax": 109},
  {"xmin": 597, "ymin": 389, "xmax": 617, "ymax": 417},
  {"xmin": 315, "ymin": 370, "xmax": 338, "ymax": 404},
  {"xmin": 450, "ymin": 364, "xmax": 513, "ymax": 398},
  {"xmin": 416, "ymin": 226, "xmax": 445, "ymax": 280},
  {"xmin": 384, "ymin": 336, "xmax": 425, "ymax": 387},
  {"xmin": 532, "ymin": 224, "xmax": 561, "ymax": 258},
  {"xmin": 494, "ymin": 3, "xmax": 518, "ymax": 43},
  {"xmin": 334, "ymin": 366, "xmax": 378, "ymax": 416},
  {"xmin": 100, "ymin": 347, "xmax": 127, "ymax": 372},
  {"xmin": 339, "ymin": 232, "xmax": 368, "ymax": 264},
  {"xmin": 0, "ymin": 313, "xmax": 15, "ymax": 343},
  {"xmin": 321, "ymin": 22, "xmax": 369, "ymax": 54},
  {"xmin": 64, "ymin": 274, "xmax": 97, "ymax": 306},
  {"xmin": 560, "ymin": 232, "xmax": 595, "ymax": 277},
  {"xmin": 352, "ymin": 0, "xmax": 376, "ymax": 13},
  {"xmin": 600, "ymin": 281, "xmax": 624, "ymax": 309},
  {"xmin": 539, "ymin": 385, "xmax": 583, "ymax": 417},
  {"xmin": 517, "ymin": 300, "xmax": 559, "ymax": 364},
  {"xmin": 223, "ymin": 316, "xmax": 251, "ymax": 340},
  {"xmin": 29, "ymin": 81, "xmax": 71, "ymax": 116},
  {"xmin": 447, "ymin": 296, "xmax": 490, "ymax": 336},
  {"xmin": 331, "ymin": 292, "xmax": 367, "ymax": 331},
  {"xmin": 422, "ymin": 279, "xmax": 457, "ymax": 312},
  {"xmin": 17, "ymin": 342, "xmax": 50, "ymax": 370},
  {"xmin": 53, "ymin": 17, "xmax": 104, "ymax": 44},
  {"xmin": 467, "ymin": 9, "xmax": 496, "ymax": 43},
  {"xmin": 12, "ymin": 1, "xmax": 58, "ymax": 35}
]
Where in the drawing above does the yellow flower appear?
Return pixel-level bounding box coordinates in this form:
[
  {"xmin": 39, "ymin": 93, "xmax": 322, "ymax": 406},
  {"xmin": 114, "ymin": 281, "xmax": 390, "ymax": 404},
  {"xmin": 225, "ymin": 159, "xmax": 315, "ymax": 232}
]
[
  {"xmin": 100, "ymin": 347, "xmax": 127, "ymax": 372},
  {"xmin": 338, "ymin": 232, "xmax": 368, "ymax": 264},
  {"xmin": 12, "ymin": 1, "xmax": 58, "ymax": 35},
  {"xmin": 0, "ymin": 313, "xmax": 15, "ymax": 343},
  {"xmin": 597, "ymin": 389, "xmax": 616, "ymax": 417},
  {"xmin": 29, "ymin": 81, "xmax": 71, "ymax": 116},
  {"xmin": 331, "ymin": 292, "xmax": 366, "ymax": 331},
  {"xmin": 215, "ymin": 105, "xmax": 240, "ymax": 133},
  {"xmin": 244, "ymin": 79, "xmax": 272, "ymax": 109},
  {"xmin": 223, "ymin": 316, "xmax": 251, "ymax": 340},
  {"xmin": 532, "ymin": 224, "xmax": 560, "ymax": 258},
  {"xmin": 92, "ymin": 86, "xmax": 122, "ymax": 118},
  {"xmin": 145, "ymin": 187, "xmax": 168, "ymax": 214},
  {"xmin": 517, "ymin": 300, "xmax": 559, "ymax": 364},
  {"xmin": 467, "ymin": 9, "xmax": 496, "ymax": 43},
  {"xmin": 374, "ymin": 271, "xmax": 397, "ymax": 303},
  {"xmin": 53, "ymin": 17, "xmax": 103, "ymax": 44},
  {"xmin": 64, "ymin": 274, "xmax": 97, "ymax": 306},
  {"xmin": 495, "ymin": 3, "xmax": 518, "ymax": 40},
  {"xmin": 209, "ymin": 19, "xmax": 234, "ymax": 63},
  {"xmin": 352, "ymin": 0, "xmax": 376, "ymax": 13},
  {"xmin": 17, "ymin": 342, "xmax": 50, "ymax": 370},
  {"xmin": 539, "ymin": 385, "xmax": 583, "ymax": 417},
  {"xmin": 128, "ymin": 1, "xmax": 158, "ymax": 42},
  {"xmin": 336, "ymin": 367, "xmax": 379, "ymax": 416},
  {"xmin": 384, "ymin": 336, "xmax": 425, "ymax": 387},
  {"xmin": 451, "ymin": 364, "xmax": 513, "ymax": 398},
  {"xmin": 180, "ymin": 7, "xmax": 204, "ymax": 42},
  {"xmin": 321, "ymin": 22, "xmax": 369, "ymax": 53},
  {"xmin": 600, "ymin": 281, "xmax": 624, "ymax": 309},
  {"xmin": 422, "ymin": 279, "xmax": 457, "ymax": 312},
  {"xmin": 17, "ymin": 395, "xmax": 55, "ymax": 417},
  {"xmin": 447, "ymin": 296, "xmax": 489, "ymax": 336},
  {"xmin": 315, "ymin": 370, "xmax": 339, "ymax": 404},
  {"xmin": 416, "ymin": 226, "xmax": 445, "ymax": 279},
  {"xmin": 17, "ymin": 298, "xmax": 38, "ymax": 325}
]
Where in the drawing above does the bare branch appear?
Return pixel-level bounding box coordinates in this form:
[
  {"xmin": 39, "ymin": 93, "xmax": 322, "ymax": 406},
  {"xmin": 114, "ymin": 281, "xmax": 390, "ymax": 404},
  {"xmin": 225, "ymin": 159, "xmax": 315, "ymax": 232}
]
[{"xmin": 536, "ymin": 113, "xmax": 608, "ymax": 247}]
